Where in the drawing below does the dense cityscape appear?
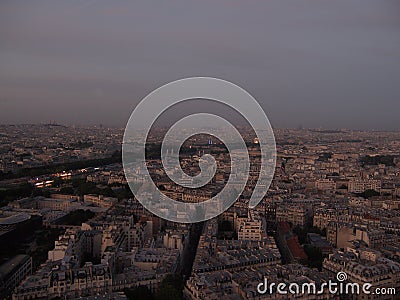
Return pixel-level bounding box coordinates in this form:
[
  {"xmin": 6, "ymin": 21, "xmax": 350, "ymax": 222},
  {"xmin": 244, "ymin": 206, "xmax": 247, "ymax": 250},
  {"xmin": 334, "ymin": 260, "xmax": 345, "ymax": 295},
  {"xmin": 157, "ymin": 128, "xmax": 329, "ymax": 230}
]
[
  {"xmin": 0, "ymin": 124, "xmax": 399, "ymax": 299},
  {"xmin": 2, "ymin": 0, "xmax": 400, "ymax": 299}
]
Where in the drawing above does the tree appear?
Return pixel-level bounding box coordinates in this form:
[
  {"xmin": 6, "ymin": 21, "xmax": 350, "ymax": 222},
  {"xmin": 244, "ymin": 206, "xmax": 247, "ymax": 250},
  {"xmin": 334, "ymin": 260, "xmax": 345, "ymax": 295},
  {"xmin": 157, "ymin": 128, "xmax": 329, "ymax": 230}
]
[
  {"xmin": 125, "ymin": 286, "xmax": 154, "ymax": 300},
  {"xmin": 156, "ymin": 274, "xmax": 183, "ymax": 300},
  {"xmin": 304, "ymin": 245, "xmax": 323, "ymax": 270},
  {"xmin": 0, "ymin": 183, "xmax": 33, "ymax": 207},
  {"xmin": 60, "ymin": 186, "xmax": 74, "ymax": 194},
  {"xmin": 356, "ymin": 189, "xmax": 380, "ymax": 199},
  {"xmin": 219, "ymin": 220, "xmax": 233, "ymax": 232},
  {"xmin": 293, "ymin": 225, "xmax": 326, "ymax": 245},
  {"xmin": 51, "ymin": 177, "xmax": 63, "ymax": 187},
  {"xmin": 56, "ymin": 210, "xmax": 95, "ymax": 226}
]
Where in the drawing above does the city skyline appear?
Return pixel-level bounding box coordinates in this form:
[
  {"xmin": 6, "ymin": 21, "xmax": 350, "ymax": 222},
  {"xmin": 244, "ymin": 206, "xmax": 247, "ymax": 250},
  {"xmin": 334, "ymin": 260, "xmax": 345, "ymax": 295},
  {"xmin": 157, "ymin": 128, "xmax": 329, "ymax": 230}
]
[{"xmin": 1, "ymin": 123, "xmax": 399, "ymax": 299}]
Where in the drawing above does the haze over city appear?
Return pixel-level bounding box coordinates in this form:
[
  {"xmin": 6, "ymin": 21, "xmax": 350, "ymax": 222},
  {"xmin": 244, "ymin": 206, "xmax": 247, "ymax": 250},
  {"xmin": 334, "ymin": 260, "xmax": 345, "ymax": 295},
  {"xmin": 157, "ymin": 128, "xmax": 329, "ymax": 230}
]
[{"xmin": 1, "ymin": 0, "xmax": 400, "ymax": 130}]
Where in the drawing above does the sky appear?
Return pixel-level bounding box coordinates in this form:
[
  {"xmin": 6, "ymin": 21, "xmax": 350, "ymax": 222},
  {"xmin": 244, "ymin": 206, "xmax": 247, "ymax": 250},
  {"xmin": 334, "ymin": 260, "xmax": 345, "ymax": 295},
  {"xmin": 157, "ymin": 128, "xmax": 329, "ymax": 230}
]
[{"xmin": 1, "ymin": 0, "xmax": 400, "ymax": 130}]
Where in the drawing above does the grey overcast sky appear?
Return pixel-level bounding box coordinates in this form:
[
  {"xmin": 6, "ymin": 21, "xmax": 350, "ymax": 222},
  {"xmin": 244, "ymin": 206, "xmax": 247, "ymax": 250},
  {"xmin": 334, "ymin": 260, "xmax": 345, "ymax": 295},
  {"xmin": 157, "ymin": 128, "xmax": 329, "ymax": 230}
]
[{"xmin": 1, "ymin": 0, "xmax": 400, "ymax": 130}]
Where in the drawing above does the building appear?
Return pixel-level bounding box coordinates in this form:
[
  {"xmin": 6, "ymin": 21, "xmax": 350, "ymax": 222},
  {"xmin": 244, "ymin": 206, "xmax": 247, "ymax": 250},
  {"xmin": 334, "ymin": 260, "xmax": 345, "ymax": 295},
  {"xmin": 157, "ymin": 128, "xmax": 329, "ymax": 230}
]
[
  {"xmin": 13, "ymin": 262, "xmax": 112, "ymax": 300},
  {"xmin": 163, "ymin": 231, "xmax": 184, "ymax": 252},
  {"xmin": 0, "ymin": 255, "xmax": 32, "ymax": 298},
  {"xmin": 307, "ymin": 233, "xmax": 333, "ymax": 255},
  {"xmin": 313, "ymin": 207, "xmax": 351, "ymax": 230},
  {"xmin": 10, "ymin": 196, "xmax": 79, "ymax": 211},
  {"xmin": 348, "ymin": 179, "xmax": 381, "ymax": 193},
  {"xmin": 327, "ymin": 223, "xmax": 385, "ymax": 250},
  {"xmin": 276, "ymin": 222, "xmax": 307, "ymax": 263},
  {"xmin": 83, "ymin": 195, "xmax": 117, "ymax": 208},
  {"xmin": 276, "ymin": 205, "xmax": 307, "ymax": 227},
  {"xmin": 37, "ymin": 197, "xmax": 79, "ymax": 211},
  {"xmin": 48, "ymin": 229, "xmax": 84, "ymax": 262},
  {"xmin": 0, "ymin": 212, "xmax": 42, "ymax": 255},
  {"xmin": 315, "ymin": 179, "xmax": 336, "ymax": 191},
  {"xmin": 238, "ymin": 219, "xmax": 264, "ymax": 241},
  {"xmin": 323, "ymin": 250, "xmax": 400, "ymax": 300}
]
